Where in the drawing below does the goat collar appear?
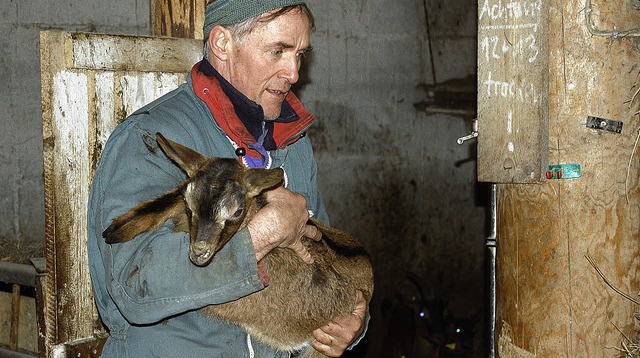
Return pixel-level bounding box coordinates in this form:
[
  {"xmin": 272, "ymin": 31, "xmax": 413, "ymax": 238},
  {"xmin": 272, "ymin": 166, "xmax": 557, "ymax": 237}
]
[{"xmin": 191, "ymin": 60, "xmax": 314, "ymax": 166}]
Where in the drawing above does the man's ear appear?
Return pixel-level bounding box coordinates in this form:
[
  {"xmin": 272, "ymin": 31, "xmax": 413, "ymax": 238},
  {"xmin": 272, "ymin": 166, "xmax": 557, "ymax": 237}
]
[{"xmin": 207, "ymin": 25, "xmax": 233, "ymax": 61}]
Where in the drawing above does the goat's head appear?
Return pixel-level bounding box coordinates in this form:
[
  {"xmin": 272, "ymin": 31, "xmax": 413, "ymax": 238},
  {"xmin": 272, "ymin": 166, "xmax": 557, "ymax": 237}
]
[{"xmin": 102, "ymin": 133, "xmax": 284, "ymax": 267}]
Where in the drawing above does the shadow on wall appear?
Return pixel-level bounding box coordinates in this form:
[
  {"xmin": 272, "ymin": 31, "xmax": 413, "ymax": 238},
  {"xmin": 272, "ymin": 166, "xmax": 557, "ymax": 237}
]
[
  {"xmin": 308, "ymin": 101, "xmax": 488, "ymax": 357},
  {"xmin": 343, "ymin": 271, "xmax": 484, "ymax": 358}
]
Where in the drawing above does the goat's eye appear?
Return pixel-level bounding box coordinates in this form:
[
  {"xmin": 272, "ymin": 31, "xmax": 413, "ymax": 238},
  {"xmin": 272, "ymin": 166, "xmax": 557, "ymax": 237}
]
[{"xmin": 231, "ymin": 208, "xmax": 244, "ymax": 219}]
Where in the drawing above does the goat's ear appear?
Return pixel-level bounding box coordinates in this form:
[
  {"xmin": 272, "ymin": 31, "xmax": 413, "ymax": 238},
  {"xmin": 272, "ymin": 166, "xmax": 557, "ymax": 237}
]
[
  {"xmin": 103, "ymin": 187, "xmax": 186, "ymax": 244},
  {"xmin": 156, "ymin": 133, "xmax": 208, "ymax": 178},
  {"xmin": 243, "ymin": 168, "xmax": 285, "ymax": 197}
]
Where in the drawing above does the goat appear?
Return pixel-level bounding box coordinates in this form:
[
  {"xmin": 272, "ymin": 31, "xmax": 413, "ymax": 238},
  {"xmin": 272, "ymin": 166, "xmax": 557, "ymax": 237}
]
[{"xmin": 102, "ymin": 133, "xmax": 374, "ymax": 357}]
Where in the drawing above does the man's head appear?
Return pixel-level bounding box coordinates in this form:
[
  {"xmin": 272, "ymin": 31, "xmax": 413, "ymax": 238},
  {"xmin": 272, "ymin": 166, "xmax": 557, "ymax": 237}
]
[
  {"xmin": 204, "ymin": 0, "xmax": 314, "ymax": 42},
  {"xmin": 203, "ymin": 0, "xmax": 314, "ymax": 120}
]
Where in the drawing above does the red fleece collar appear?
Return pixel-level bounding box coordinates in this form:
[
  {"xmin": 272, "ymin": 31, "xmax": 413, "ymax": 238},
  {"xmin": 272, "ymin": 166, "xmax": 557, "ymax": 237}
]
[{"xmin": 190, "ymin": 61, "xmax": 314, "ymax": 160}]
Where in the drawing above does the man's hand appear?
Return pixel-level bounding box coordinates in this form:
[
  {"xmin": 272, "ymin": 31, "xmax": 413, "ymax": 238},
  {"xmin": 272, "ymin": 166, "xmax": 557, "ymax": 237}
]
[
  {"xmin": 311, "ymin": 291, "xmax": 368, "ymax": 357},
  {"xmin": 247, "ymin": 186, "xmax": 319, "ymax": 263}
]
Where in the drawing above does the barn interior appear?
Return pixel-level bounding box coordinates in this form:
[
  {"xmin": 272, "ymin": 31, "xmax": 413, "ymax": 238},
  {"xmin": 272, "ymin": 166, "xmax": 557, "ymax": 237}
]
[{"xmin": 0, "ymin": 0, "xmax": 639, "ymax": 357}]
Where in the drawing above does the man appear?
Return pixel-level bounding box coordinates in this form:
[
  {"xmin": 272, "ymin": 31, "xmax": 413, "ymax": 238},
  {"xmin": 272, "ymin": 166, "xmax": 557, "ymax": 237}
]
[{"xmin": 87, "ymin": 0, "xmax": 368, "ymax": 356}]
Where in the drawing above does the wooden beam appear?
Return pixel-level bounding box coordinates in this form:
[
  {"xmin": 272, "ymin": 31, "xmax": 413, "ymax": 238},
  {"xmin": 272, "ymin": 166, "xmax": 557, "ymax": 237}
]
[
  {"xmin": 151, "ymin": 0, "xmax": 206, "ymax": 39},
  {"xmin": 10, "ymin": 284, "xmax": 20, "ymax": 351},
  {"xmin": 70, "ymin": 33, "xmax": 202, "ymax": 72},
  {"xmin": 495, "ymin": 0, "xmax": 640, "ymax": 355}
]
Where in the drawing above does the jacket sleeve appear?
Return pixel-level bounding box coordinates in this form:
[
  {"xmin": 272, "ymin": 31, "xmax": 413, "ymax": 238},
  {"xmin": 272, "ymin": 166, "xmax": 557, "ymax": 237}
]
[
  {"xmin": 284, "ymin": 135, "xmax": 330, "ymax": 225},
  {"xmin": 90, "ymin": 120, "xmax": 264, "ymax": 325}
]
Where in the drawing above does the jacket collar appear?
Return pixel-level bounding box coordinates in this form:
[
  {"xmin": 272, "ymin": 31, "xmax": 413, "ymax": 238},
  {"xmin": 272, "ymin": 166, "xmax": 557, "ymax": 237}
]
[{"xmin": 191, "ymin": 59, "xmax": 314, "ymax": 164}]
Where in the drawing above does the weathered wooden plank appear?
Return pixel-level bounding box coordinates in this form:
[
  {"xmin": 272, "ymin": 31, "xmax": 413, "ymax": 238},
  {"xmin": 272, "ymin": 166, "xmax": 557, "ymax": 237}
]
[
  {"xmin": 151, "ymin": 0, "xmax": 206, "ymax": 39},
  {"xmin": 41, "ymin": 30, "xmax": 70, "ymax": 356},
  {"xmin": 477, "ymin": 0, "xmax": 550, "ymax": 183},
  {"xmin": 35, "ymin": 271, "xmax": 47, "ymax": 356},
  {"xmin": 51, "ymin": 70, "xmax": 94, "ymax": 344},
  {"xmin": 51, "ymin": 337, "xmax": 106, "ymax": 358},
  {"xmin": 10, "ymin": 284, "xmax": 20, "ymax": 351},
  {"xmin": 119, "ymin": 72, "xmax": 184, "ymax": 115},
  {"xmin": 71, "ymin": 33, "xmax": 201, "ymax": 73}
]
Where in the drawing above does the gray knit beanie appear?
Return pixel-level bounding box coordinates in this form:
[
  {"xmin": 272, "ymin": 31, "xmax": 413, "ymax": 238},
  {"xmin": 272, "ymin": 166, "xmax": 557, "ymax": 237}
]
[{"xmin": 204, "ymin": 0, "xmax": 307, "ymax": 40}]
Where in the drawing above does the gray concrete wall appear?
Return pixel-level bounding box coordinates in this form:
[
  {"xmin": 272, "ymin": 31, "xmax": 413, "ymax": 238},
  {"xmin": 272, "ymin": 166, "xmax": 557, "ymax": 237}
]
[
  {"xmin": 1, "ymin": 0, "xmax": 484, "ymax": 355},
  {"xmin": 304, "ymin": 0, "xmax": 484, "ymax": 355},
  {"xmin": 0, "ymin": 0, "xmax": 151, "ymax": 243}
]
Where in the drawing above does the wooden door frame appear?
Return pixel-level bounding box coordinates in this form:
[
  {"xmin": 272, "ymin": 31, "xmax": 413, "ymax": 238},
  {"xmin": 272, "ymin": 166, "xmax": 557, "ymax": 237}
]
[{"xmin": 39, "ymin": 30, "xmax": 201, "ymax": 357}]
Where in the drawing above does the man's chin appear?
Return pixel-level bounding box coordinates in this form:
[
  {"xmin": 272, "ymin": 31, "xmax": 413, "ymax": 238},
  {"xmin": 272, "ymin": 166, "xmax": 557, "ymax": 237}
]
[{"xmin": 264, "ymin": 113, "xmax": 281, "ymax": 121}]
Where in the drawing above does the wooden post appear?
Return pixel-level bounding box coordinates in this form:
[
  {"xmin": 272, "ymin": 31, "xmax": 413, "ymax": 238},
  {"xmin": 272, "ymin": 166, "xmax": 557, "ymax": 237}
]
[
  {"xmin": 151, "ymin": 0, "xmax": 206, "ymax": 39},
  {"xmin": 10, "ymin": 283, "xmax": 20, "ymax": 351},
  {"xmin": 493, "ymin": 0, "xmax": 640, "ymax": 356}
]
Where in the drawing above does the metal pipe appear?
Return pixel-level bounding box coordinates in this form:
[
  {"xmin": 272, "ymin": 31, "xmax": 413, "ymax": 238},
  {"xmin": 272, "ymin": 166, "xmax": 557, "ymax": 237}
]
[{"xmin": 486, "ymin": 184, "xmax": 497, "ymax": 358}]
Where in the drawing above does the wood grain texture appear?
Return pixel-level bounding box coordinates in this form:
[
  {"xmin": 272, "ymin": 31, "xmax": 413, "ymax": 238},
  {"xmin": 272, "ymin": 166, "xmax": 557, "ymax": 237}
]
[
  {"xmin": 40, "ymin": 30, "xmax": 198, "ymax": 355},
  {"xmin": 151, "ymin": 0, "xmax": 206, "ymax": 39},
  {"xmin": 495, "ymin": 0, "xmax": 640, "ymax": 355}
]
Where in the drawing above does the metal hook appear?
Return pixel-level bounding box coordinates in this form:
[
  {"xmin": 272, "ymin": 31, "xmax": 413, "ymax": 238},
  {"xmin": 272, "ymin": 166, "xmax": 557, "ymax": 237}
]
[{"xmin": 457, "ymin": 118, "xmax": 478, "ymax": 145}]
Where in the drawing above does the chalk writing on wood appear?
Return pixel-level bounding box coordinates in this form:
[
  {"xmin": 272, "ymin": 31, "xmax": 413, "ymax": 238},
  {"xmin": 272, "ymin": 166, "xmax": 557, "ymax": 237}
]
[{"xmin": 477, "ymin": 0, "xmax": 548, "ymax": 183}]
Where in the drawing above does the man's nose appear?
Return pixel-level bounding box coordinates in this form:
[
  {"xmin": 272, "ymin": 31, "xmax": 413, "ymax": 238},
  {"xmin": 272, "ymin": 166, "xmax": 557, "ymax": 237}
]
[{"xmin": 281, "ymin": 56, "xmax": 300, "ymax": 84}]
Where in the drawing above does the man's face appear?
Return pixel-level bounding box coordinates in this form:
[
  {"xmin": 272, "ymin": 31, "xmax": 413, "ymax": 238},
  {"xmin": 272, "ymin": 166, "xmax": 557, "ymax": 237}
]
[{"xmin": 226, "ymin": 9, "xmax": 311, "ymax": 120}]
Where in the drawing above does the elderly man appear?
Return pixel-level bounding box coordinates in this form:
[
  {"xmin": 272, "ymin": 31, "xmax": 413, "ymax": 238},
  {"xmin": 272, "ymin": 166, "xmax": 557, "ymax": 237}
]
[{"xmin": 87, "ymin": 0, "xmax": 368, "ymax": 356}]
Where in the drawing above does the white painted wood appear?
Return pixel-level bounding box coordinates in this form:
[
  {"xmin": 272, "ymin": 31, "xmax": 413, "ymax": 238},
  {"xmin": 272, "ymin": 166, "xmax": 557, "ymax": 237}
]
[
  {"xmin": 95, "ymin": 71, "xmax": 117, "ymax": 152},
  {"xmin": 72, "ymin": 33, "xmax": 202, "ymax": 72}
]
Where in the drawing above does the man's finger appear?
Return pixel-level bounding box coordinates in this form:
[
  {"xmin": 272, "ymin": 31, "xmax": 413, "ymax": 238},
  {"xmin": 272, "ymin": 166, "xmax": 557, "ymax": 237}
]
[
  {"xmin": 303, "ymin": 224, "xmax": 322, "ymax": 241},
  {"xmin": 311, "ymin": 329, "xmax": 342, "ymax": 358},
  {"xmin": 353, "ymin": 290, "xmax": 366, "ymax": 316},
  {"xmin": 290, "ymin": 240, "xmax": 314, "ymax": 264}
]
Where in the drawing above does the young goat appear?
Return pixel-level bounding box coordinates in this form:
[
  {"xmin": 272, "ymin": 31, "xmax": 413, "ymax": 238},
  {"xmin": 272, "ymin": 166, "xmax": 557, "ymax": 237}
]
[{"xmin": 103, "ymin": 133, "xmax": 374, "ymax": 357}]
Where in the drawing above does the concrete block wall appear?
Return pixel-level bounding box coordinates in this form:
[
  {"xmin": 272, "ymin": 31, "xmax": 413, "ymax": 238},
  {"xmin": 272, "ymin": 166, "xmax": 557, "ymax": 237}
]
[
  {"xmin": 304, "ymin": 0, "xmax": 484, "ymax": 355},
  {"xmin": 1, "ymin": 0, "xmax": 484, "ymax": 355},
  {"xmin": 0, "ymin": 0, "xmax": 151, "ymax": 243}
]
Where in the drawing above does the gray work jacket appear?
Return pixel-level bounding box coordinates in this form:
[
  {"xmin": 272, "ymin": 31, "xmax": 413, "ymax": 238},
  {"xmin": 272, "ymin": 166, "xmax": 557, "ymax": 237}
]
[{"xmin": 87, "ymin": 74, "xmax": 329, "ymax": 357}]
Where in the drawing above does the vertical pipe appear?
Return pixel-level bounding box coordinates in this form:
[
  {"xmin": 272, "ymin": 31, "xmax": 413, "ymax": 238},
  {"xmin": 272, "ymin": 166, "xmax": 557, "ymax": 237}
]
[{"xmin": 486, "ymin": 184, "xmax": 497, "ymax": 358}]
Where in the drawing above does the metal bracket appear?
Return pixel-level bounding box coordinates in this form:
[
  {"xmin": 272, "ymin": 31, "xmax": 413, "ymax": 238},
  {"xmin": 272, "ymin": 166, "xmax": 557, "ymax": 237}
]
[
  {"xmin": 586, "ymin": 116, "xmax": 623, "ymax": 133},
  {"xmin": 457, "ymin": 118, "xmax": 478, "ymax": 144}
]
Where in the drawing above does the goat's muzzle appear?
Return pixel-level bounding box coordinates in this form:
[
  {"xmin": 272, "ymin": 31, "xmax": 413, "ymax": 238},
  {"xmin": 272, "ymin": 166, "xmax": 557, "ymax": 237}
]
[
  {"xmin": 189, "ymin": 240, "xmax": 215, "ymax": 266},
  {"xmin": 190, "ymin": 239, "xmax": 214, "ymax": 266}
]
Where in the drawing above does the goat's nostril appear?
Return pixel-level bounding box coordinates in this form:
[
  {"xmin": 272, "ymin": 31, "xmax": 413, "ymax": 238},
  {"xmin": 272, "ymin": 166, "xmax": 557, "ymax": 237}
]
[
  {"xmin": 193, "ymin": 240, "xmax": 209, "ymax": 252},
  {"xmin": 190, "ymin": 245, "xmax": 213, "ymax": 264}
]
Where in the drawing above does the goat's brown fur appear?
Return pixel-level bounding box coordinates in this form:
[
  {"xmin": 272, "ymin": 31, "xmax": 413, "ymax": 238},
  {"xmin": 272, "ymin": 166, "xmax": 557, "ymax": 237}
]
[{"xmin": 103, "ymin": 133, "xmax": 374, "ymax": 357}]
